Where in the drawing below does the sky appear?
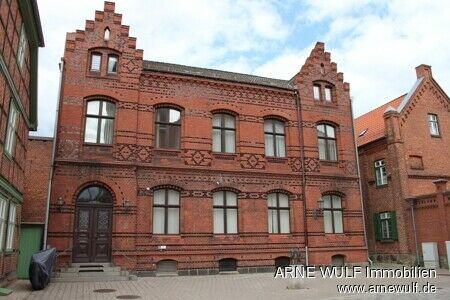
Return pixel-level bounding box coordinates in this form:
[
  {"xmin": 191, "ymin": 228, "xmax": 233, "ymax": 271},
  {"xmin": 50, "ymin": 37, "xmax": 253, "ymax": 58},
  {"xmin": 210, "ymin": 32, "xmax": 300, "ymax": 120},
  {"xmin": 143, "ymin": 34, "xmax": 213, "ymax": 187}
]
[{"xmin": 34, "ymin": 0, "xmax": 450, "ymax": 137}]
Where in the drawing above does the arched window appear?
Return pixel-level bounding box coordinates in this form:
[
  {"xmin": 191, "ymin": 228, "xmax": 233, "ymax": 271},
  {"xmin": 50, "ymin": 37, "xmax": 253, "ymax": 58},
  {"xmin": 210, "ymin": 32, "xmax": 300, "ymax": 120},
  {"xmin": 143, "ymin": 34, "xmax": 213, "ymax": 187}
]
[
  {"xmin": 317, "ymin": 124, "xmax": 337, "ymax": 161},
  {"xmin": 313, "ymin": 82, "xmax": 334, "ymax": 102},
  {"xmin": 212, "ymin": 113, "xmax": 235, "ymax": 153},
  {"xmin": 155, "ymin": 107, "xmax": 181, "ymax": 149},
  {"xmin": 268, "ymin": 192, "xmax": 290, "ymax": 233},
  {"xmin": 156, "ymin": 260, "xmax": 177, "ymax": 275},
  {"xmin": 213, "ymin": 191, "xmax": 237, "ymax": 234},
  {"xmin": 153, "ymin": 188, "xmax": 180, "ymax": 234},
  {"xmin": 77, "ymin": 185, "xmax": 113, "ymax": 203},
  {"xmin": 219, "ymin": 258, "xmax": 237, "ymax": 272},
  {"xmin": 322, "ymin": 194, "xmax": 343, "ymax": 233},
  {"xmin": 107, "ymin": 54, "xmax": 118, "ymax": 74},
  {"xmin": 104, "ymin": 28, "xmax": 110, "ymax": 41},
  {"xmin": 264, "ymin": 119, "xmax": 285, "ymax": 157},
  {"xmin": 84, "ymin": 100, "xmax": 115, "ymax": 144},
  {"xmin": 331, "ymin": 254, "xmax": 345, "ymax": 266}
]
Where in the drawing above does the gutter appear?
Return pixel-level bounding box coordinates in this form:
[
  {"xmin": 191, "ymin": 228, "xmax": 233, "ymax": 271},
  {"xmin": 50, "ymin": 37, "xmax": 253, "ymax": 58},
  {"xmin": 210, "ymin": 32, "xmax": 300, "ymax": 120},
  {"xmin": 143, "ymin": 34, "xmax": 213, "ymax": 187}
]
[{"xmin": 43, "ymin": 58, "xmax": 64, "ymax": 248}]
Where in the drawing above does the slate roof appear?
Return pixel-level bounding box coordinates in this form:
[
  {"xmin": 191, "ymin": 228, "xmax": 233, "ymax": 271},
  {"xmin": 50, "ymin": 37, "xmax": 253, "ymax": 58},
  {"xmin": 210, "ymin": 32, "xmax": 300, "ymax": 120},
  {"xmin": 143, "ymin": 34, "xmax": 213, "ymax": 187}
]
[{"xmin": 143, "ymin": 60, "xmax": 295, "ymax": 90}]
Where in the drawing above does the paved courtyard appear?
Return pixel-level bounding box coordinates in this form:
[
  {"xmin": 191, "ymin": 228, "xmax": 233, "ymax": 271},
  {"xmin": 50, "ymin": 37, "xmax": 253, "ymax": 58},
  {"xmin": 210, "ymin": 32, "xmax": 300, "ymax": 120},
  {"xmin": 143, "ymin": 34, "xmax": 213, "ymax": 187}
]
[{"xmin": 3, "ymin": 271, "xmax": 450, "ymax": 300}]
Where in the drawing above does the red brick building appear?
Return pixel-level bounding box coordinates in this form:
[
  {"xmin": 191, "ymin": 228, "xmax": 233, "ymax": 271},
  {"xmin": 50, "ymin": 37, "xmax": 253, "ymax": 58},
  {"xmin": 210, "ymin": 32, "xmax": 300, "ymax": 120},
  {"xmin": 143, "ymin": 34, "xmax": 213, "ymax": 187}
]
[
  {"xmin": 46, "ymin": 2, "xmax": 366, "ymax": 275},
  {"xmin": 0, "ymin": 0, "xmax": 44, "ymax": 282},
  {"xmin": 356, "ymin": 65, "xmax": 450, "ymax": 266}
]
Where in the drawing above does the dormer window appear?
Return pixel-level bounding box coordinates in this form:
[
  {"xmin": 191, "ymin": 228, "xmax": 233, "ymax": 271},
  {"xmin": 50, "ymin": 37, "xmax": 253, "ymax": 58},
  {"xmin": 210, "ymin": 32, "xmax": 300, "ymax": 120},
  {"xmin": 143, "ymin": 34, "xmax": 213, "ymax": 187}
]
[
  {"xmin": 107, "ymin": 55, "xmax": 118, "ymax": 74},
  {"xmin": 90, "ymin": 53, "xmax": 101, "ymax": 72},
  {"xmin": 104, "ymin": 28, "xmax": 110, "ymax": 41}
]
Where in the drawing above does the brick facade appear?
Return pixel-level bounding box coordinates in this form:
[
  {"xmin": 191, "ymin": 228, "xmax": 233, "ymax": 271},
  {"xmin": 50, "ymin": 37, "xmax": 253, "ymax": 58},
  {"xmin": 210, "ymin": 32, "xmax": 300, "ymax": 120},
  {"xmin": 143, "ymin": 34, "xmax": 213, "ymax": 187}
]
[
  {"xmin": 47, "ymin": 2, "xmax": 366, "ymax": 274},
  {"xmin": 356, "ymin": 65, "xmax": 450, "ymax": 266},
  {"xmin": 0, "ymin": 0, "xmax": 43, "ymax": 283}
]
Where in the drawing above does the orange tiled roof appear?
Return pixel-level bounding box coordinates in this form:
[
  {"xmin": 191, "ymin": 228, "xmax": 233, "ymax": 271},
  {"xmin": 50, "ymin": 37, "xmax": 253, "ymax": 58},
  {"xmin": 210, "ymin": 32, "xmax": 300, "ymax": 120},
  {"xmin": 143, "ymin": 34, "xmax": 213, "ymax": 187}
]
[{"xmin": 354, "ymin": 95, "xmax": 405, "ymax": 147}]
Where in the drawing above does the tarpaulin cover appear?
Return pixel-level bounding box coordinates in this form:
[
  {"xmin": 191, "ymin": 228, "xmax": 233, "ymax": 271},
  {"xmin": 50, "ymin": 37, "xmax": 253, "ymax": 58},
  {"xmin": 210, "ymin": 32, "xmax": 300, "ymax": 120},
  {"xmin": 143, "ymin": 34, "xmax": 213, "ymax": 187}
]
[{"xmin": 29, "ymin": 248, "xmax": 56, "ymax": 290}]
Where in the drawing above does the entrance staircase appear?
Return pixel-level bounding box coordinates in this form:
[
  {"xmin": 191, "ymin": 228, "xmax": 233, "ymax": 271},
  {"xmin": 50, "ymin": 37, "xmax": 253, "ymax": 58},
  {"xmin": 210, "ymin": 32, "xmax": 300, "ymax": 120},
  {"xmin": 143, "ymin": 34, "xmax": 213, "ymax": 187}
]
[{"xmin": 53, "ymin": 262, "xmax": 137, "ymax": 282}]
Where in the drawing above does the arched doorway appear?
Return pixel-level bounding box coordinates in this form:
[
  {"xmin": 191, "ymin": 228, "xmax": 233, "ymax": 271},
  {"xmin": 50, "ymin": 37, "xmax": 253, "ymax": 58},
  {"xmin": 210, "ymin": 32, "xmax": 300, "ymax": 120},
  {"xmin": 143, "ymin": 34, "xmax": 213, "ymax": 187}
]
[{"xmin": 73, "ymin": 185, "xmax": 113, "ymax": 263}]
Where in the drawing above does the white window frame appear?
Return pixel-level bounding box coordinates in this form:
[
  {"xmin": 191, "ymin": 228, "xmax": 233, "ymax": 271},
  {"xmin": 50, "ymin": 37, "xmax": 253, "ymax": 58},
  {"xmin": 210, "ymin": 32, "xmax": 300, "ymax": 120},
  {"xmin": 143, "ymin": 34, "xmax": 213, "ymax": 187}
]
[
  {"xmin": 5, "ymin": 101, "xmax": 19, "ymax": 157},
  {"xmin": 375, "ymin": 159, "xmax": 388, "ymax": 186},
  {"xmin": 324, "ymin": 86, "xmax": 332, "ymax": 101},
  {"xmin": 313, "ymin": 84, "xmax": 321, "ymax": 100},
  {"xmin": 6, "ymin": 202, "xmax": 16, "ymax": 250},
  {"xmin": 380, "ymin": 212, "xmax": 391, "ymax": 239},
  {"xmin": 90, "ymin": 53, "xmax": 102, "ymax": 72},
  {"xmin": 17, "ymin": 25, "xmax": 27, "ymax": 69},
  {"xmin": 107, "ymin": 55, "xmax": 118, "ymax": 74},
  {"xmin": 0, "ymin": 197, "xmax": 8, "ymax": 250},
  {"xmin": 428, "ymin": 114, "xmax": 440, "ymax": 136}
]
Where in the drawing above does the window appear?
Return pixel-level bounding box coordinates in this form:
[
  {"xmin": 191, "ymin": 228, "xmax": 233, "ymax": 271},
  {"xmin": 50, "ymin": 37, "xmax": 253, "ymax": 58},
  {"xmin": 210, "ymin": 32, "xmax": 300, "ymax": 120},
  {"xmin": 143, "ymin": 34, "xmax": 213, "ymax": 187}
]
[
  {"xmin": 6, "ymin": 203, "xmax": 16, "ymax": 250},
  {"xmin": 374, "ymin": 211, "xmax": 397, "ymax": 241},
  {"xmin": 153, "ymin": 189, "xmax": 180, "ymax": 234},
  {"xmin": 90, "ymin": 53, "xmax": 101, "ymax": 72},
  {"xmin": 317, "ymin": 124, "xmax": 337, "ymax": 161},
  {"xmin": 84, "ymin": 100, "xmax": 115, "ymax": 144},
  {"xmin": 17, "ymin": 25, "xmax": 27, "ymax": 69},
  {"xmin": 104, "ymin": 28, "xmax": 110, "ymax": 41},
  {"xmin": 428, "ymin": 114, "xmax": 440, "ymax": 136},
  {"xmin": 156, "ymin": 108, "xmax": 181, "ymax": 149},
  {"xmin": 324, "ymin": 87, "xmax": 332, "ymax": 101},
  {"xmin": 212, "ymin": 113, "xmax": 235, "ymax": 153},
  {"xmin": 219, "ymin": 258, "xmax": 237, "ymax": 272},
  {"xmin": 213, "ymin": 191, "xmax": 237, "ymax": 234},
  {"xmin": 267, "ymin": 193, "xmax": 290, "ymax": 234},
  {"xmin": 264, "ymin": 119, "xmax": 285, "ymax": 157},
  {"xmin": 374, "ymin": 159, "xmax": 387, "ymax": 186},
  {"xmin": 5, "ymin": 101, "xmax": 19, "ymax": 157},
  {"xmin": 313, "ymin": 85, "xmax": 321, "ymax": 100},
  {"xmin": 107, "ymin": 55, "xmax": 118, "ymax": 74},
  {"xmin": 0, "ymin": 198, "xmax": 8, "ymax": 250},
  {"xmin": 322, "ymin": 194, "xmax": 343, "ymax": 234}
]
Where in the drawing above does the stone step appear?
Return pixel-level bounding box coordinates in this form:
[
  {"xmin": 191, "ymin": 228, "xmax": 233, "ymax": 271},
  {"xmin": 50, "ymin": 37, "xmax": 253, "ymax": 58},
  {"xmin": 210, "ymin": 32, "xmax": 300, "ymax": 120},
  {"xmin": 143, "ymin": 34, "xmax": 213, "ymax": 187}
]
[
  {"xmin": 57, "ymin": 271, "xmax": 124, "ymax": 278},
  {"xmin": 52, "ymin": 275, "xmax": 134, "ymax": 283},
  {"xmin": 70, "ymin": 262, "xmax": 112, "ymax": 268},
  {"xmin": 63, "ymin": 266, "xmax": 121, "ymax": 273}
]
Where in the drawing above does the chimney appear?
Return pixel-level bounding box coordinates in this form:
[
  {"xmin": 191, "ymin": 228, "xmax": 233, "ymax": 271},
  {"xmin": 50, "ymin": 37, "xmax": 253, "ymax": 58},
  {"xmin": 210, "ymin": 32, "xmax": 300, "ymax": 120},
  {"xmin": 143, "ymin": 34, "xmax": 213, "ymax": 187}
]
[{"xmin": 415, "ymin": 64, "xmax": 432, "ymax": 79}]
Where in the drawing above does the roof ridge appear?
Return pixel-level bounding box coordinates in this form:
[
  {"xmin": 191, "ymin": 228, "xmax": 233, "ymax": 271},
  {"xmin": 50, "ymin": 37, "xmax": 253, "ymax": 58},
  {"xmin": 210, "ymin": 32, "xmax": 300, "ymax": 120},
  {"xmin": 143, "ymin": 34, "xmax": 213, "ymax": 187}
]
[{"xmin": 355, "ymin": 93, "xmax": 406, "ymax": 120}]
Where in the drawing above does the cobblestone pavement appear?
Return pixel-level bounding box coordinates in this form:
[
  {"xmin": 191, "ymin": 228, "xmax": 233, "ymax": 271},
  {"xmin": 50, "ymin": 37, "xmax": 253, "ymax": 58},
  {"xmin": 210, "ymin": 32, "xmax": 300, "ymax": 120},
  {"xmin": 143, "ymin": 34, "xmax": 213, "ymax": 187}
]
[{"xmin": 4, "ymin": 271, "xmax": 450, "ymax": 300}]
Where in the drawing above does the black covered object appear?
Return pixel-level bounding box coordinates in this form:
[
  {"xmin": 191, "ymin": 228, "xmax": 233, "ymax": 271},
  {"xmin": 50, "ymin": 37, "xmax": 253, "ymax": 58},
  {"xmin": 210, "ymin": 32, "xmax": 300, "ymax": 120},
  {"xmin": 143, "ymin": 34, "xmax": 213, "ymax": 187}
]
[{"xmin": 29, "ymin": 248, "xmax": 57, "ymax": 290}]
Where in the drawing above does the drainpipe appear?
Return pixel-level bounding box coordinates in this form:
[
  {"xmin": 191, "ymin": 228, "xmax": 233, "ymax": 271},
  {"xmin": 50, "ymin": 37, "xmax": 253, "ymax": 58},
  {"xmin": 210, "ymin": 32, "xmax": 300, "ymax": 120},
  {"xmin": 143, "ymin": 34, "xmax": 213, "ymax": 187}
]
[
  {"xmin": 43, "ymin": 58, "xmax": 65, "ymax": 248},
  {"xmin": 349, "ymin": 97, "xmax": 369, "ymax": 261},
  {"xmin": 408, "ymin": 198, "xmax": 420, "ymax": 266},
  {"xmin": 294, "ymin": 90, "xmax": 308, "ymax": 262}
]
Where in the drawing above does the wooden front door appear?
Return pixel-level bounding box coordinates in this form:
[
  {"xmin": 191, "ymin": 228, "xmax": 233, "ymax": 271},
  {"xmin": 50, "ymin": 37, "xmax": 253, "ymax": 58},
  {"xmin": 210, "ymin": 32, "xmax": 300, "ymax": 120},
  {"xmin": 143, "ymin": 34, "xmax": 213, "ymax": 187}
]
[{"xmin": 73, "ymin": 204, "xmax": 112, "ymax": 263}]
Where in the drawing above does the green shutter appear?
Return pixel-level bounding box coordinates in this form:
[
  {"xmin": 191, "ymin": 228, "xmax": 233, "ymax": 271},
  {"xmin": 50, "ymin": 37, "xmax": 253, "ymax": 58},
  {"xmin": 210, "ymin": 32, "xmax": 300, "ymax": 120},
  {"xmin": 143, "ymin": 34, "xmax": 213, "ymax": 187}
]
[
  {"xmin": 390, "ymin": 211, "xmax": 398, "ymax": 240},
  {"xmin": 373, "ymin": 213, "xmax": 381, "ymax": 241}
]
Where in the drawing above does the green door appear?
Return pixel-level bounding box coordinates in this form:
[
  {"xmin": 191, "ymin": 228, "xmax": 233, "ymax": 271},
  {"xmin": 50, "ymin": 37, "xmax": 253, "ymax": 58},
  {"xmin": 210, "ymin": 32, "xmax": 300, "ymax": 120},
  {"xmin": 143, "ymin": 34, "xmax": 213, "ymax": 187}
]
[{"xmin": 17, "ymin": 226, "xmax": 43, "ymax": 279}]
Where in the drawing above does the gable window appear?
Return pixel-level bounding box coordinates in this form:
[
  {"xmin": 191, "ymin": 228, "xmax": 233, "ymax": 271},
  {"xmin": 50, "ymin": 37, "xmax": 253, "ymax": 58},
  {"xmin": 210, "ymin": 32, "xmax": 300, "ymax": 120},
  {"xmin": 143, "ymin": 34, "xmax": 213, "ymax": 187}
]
[
  {"xmin": 107, "ymin": 55, "xmax": 118, "ymax": 74},
  {"xmin": 428, "ymin": 114, "xmax": 440, "ymax": 136},
  {"xmin": 322, "ymin": 194, "xmax": 343, "ymax": 233},
  {"xmin": 313, "ymin": 85, "xmax": 321, "ymax": 100},
  {"xmin": 317, "ymin": 124, "xmax": 337, "ymax": 161},
  {"xmin": 153, "ymin": 189, "xmax": 180, "ymax": 234},
  {"xmin": 84, "ymin": 100, "xmax": 115, "ymax": 144},
  {"xmin": 324, "ymin": 87, "xmax": 332, "ymax": 101},
  {"xmin": 5, "ymin": 101, "xmax": 19, "ymax": 157},
  {"xmin": 0, "ymin": 198, "xmax": 8, "ymax": 250},
  {"xmin": 268, "ymin": 193, "xmax": 290, "ymax": 234},
  {"xmin": 374, "ymin": 211, "xmax": 397, "ymax": 241},
  {"xmin": 104, "ymin": 28, "xmax": 110, "ymax": 41},
  {"xmin": 156, "ymin": 108, "xmax": 181, "ymax": 149},
  {"xmin": 212, "ymin": 113, "xmax": 235, "ymax": 153},
  {"xmin": 213, "ymin": 191, "xmax": 238, "ymax": 234},
  {"xmin": 264, "ymin": 119, "xmax": 285, "ymax": 157},
  {"xmin": 374, "ymin": 159, "xmax": 387, "ymax": 186},
  {"xmin": 6, "ymin": 202, "xmax": 16, "ymax": 250},
  {"xmin": 90, "ymin": 53, "xmax": 102, "ymax": 72},
  {"xmin": 17, "ymin": 25, "xmax": 27, "ymax": 69}
]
